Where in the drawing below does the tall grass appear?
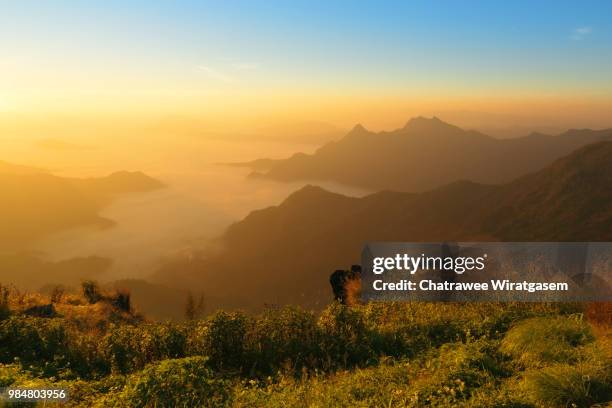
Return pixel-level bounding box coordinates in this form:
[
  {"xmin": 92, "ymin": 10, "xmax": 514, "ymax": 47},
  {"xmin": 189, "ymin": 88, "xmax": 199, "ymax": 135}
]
[
  {"xmin": 523, "ymin": 362, "xmax": 612, "ymax": 407},
  {"xmin": 0, "ymin": 299, "xmax": 609, "ymax": 407},
  {"xmin": 500, "ymin": 315, "xmax": 594, "ymax": 366}
]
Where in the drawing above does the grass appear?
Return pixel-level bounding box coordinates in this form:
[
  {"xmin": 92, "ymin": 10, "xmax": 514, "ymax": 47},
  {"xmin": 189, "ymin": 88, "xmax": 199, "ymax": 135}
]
[
  {"xmin": 500, "ymin": 315, "xmax": 595, "ymax": 366},
  {"xmin": 523, "ymin": 362, "xmax": 612, "ymax": 407},
  {"xmin": 0, "ymin": 285, "xmax": 610, "ymax": 407}
]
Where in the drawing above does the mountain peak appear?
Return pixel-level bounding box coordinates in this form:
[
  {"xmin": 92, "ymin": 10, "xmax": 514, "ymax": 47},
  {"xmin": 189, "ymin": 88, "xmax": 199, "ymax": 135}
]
[
  {"xmin": 95, "ymin": 171, "xmax": 165, "ymax": 193},
  {"xmin": 287, "ymin": 184, "xmax": 330, "ymax": 199},
  {"xmin": 347, "ymin": 123, "xmax": 368, "ymax": 135},
  {"xmin": 281, "ymin": 184, "xmax": 347, "ymax": 208},
  {"xmin": 403, "ymin": 116, "xmax": 453, "ymax": 130}
]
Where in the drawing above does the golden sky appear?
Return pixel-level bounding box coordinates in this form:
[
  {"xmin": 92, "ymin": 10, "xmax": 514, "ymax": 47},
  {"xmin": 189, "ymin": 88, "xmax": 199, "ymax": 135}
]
[{"xmin": 2, "ymin": 2, "xmax": 611, "ymax": 137}]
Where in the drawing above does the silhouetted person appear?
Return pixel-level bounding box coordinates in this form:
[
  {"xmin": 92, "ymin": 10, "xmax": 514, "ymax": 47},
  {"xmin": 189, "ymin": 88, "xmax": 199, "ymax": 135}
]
[{"xmin": 330, "ymin": 265, "xmax": 361, "ymax": 304}]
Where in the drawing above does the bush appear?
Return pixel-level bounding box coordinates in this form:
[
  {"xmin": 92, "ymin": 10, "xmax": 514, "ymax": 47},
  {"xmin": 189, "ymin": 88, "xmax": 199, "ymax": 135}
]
[
  {"xmin": 500, "ymin": 315, "xmax": 594, "ymax": 366},
  {"xmin": 0, "ymin": 317, "xmax": 71, "ymax": 376},
  {"xmin": 112, "ymin": 357, "xmax": 231, "ymax": 407},
  {"xmin": 82, "ymin": 281, "xmax": 103, "ymax": 304},
  {"xmin": 318, "ymin": 303, "xmax": 374, "ymax": 368},
  {"xmin": 0, "ymin": 317, "xmax": 63, "ymax": 364},
  {"xmin": 100, "ymin": 324, "xmax": 142, "ymax": 374},
  {"xmin": 248, "ymin": 307, "xmax": 321, "ymax": 375},
  {"xmin": 111, "ymin": 290, "xmax": 131, "ymax": 313},
  {"xmin": 50, "ymin": 285, "xmax": 65, "ymax": 304},
  {"xmin": 101, "ymin": 323, "xmax": 187, "ymax": 374},
  {"xmin": 201, "ymin": 311, "xmax": 249, "ymax": 372}
]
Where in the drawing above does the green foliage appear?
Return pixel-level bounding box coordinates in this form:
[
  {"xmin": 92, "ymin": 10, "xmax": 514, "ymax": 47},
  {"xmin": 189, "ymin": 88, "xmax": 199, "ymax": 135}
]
[
  {"xmin": 248, "ymin": 306, "xmax": 320, "ymax": 375},
  {"xmin": 101, "ymin": 323, "xmax": 187, "ymax": 374},
  {"xmin": 500, "ymin": 315, "xmax": 594, "ymax": 366},
  {"xmin": 200, "ymin": 311, "xmax": 249, "ymax": 372},
  {"xmin": 234, "ymin": 340, "xmax": 513, "ymax": 407},
  {"xmin": 403, "ymin": 339, "xmax": 509, "ymax": 406},
  {"xmin": 318, "ymin": 302, "xmax": 375, "ymax": 368},
  {"xmin": 0, "ymin": 302, "xmax": 606, "ymax": 407},
  {"xmin": 523, "ymin": 361, "xmax": 612, "ymax": 407},
  {"xmin": 0, "ymin": 317, "xmax": 69, "ymax": 372},
  {"xmin": 110, "ymin": 357, "xmax": 231, "ymax": 408}
]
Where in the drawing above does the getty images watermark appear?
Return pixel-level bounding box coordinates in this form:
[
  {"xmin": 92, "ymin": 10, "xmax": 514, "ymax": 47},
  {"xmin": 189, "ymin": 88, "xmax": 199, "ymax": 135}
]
[{"xmin": 361, "ymin": 242, "xmax": 612, "ymax": 302}]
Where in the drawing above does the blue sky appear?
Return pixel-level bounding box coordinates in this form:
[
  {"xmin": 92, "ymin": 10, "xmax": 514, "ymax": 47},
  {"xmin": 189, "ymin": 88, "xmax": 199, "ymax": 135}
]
[{"xmin": 1, "ymin": 1, "xmax": 611, "ymax": 125}]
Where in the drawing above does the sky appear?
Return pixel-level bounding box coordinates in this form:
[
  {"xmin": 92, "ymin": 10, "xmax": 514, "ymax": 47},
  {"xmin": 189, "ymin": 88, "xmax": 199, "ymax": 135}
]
[{"xmin": 1, "ymin": 0, "xmax": 612, "ymax": 133}]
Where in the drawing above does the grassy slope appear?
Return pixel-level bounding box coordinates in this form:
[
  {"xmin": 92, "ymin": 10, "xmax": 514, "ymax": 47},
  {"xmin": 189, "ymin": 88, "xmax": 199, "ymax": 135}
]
[{"xmin": 0, "ymin": 288, "xmax": 610, "ymax": 407}]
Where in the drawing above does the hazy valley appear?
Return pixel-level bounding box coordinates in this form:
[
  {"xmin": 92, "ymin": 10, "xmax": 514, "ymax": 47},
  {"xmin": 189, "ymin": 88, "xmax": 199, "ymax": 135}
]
[{"xmin": 2, "ymin": 120, "xmax": 612, "ymax": 319}]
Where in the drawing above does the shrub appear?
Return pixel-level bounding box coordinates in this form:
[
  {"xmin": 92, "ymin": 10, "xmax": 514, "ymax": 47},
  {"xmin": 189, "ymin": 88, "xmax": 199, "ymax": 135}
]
[
  {"xmin": 111, "ymin": 290, "xmax": 132, "ymax": 313},
  {"xmin": 113, "ymin": 357, "xmax": 231, "ymax": 407},
  {"xmin": 202, "ymin": 311, "xmax": 250, "ymax": 372},
  {"xmin": 50, "ymin": 285, "xmax": 65, "ymax": 304},
  {"xmin": 100, "ymin": 323, "xmax": 188, "ymax": 374},
  {"xmin": 500, "ymin": 315, "xmax": 594, "ymax": 366},
  {"xmin": 248, "ymin": 306, "xmax": 321, "ymax": 375},
  {"xmin": 65, "ymin": 330, "xmax": 109, "ymax": 378},
  {"xmin": 82, "ymin": 281, "xmax": 103, "ymax": 304},
  {"xmin": 318, "ymin": 303, "xmax": 373, "ymax": 368},
  {"xmin": 141, "ymin": 323, "xmax": 188, "ymax": 362},
  {"xmin": 0, "ymin": 317, "xmax": 70, "ymax": 375},
  {"xmin": 100, "ymin": 324, "xmax": 143, "ymax": 374}
]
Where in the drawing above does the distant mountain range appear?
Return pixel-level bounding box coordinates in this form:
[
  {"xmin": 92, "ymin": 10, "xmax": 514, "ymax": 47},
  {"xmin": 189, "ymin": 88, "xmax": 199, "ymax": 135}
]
[
  {"xmin": 237, "ymin": 117, "xmax": 612, "ymax": 192},
  {"xmin": 106, "ymin": 279, "xmax": 192, "ymax": 321},
  {"xmin": 0, "ymin": 160, "xmax": 46, "ymax": 175},
  {"xmin": 1, "ymin": 254, "xmax": 111, "ymax": 290},
  {"xmin": 156, "ymin": 142, "xmax": 612, "ymax": 310},
  {"xmin": 0, "ymin": 163, "xmax": 164, "ymax": 248}
]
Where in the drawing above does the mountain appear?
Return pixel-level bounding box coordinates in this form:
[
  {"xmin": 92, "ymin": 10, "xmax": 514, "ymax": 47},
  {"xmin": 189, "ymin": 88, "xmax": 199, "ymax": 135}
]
[
  {"xmin": 0, "ymin": 168, "xmax": 164, "ymax": 248},
  {"xmin": 73, "ymin": 171, "xmax": 165, "ymax": 195},
  {"xmin": 105, "ymin": 279, "xmax": 192, "ymax": 321},
  {"xmin": 0, "ymin": 253, "xmax": 111, "ymax": 290},
  {"xmin": 219, "ymin": 158, "xmax": 282, "ymax": 172},
  {"xmin": 244, "ymin": 117, "xmax": 612, "ymax": 192},
  {"xmin": 0, "ymin": 160, "xmax": 46, "ymax": 175},
  {"xmin": 154, "ymin": 142, "xmax": 612, "ymax": 310}
]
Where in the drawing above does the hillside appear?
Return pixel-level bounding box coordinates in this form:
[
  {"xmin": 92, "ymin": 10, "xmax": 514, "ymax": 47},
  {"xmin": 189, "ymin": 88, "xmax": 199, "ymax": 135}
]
[
  {"xmin": 72, "ymin": 171, "xmax": 165, "ymax": 195},
  {"xmin": 105, "ymin": 279, "xmax": 192, "ymax": 321},
  {"xmin": 0, "ymin": 254, "xmax": 111, "ymax": 291},
  {"xmin": 244, "ymin": 117, "xmax": 612, "ymax": 192},
  {"xmin": 155, "ymin": 142, "xmax": 612, "ymax": 310},
  {"xmin": 0, "ymin": 168, "xmax": 164, "ymax": 249},
  {"xmin": 3, "ymin": 292, "xmax": 608, "ymax": 407}
]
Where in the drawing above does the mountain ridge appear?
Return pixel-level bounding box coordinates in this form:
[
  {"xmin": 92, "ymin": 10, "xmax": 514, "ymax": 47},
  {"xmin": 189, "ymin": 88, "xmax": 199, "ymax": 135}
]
[
  {"xmin": 0, "ymin": 167, "xmax": 165, "ymax": 248},
  {"xmin": 154, "ymin": 141, "xmax": 612, "ymax": 310},
  {"xmin": 239, "ymin": 117, "xmax": 612, "ymax": 192}
]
